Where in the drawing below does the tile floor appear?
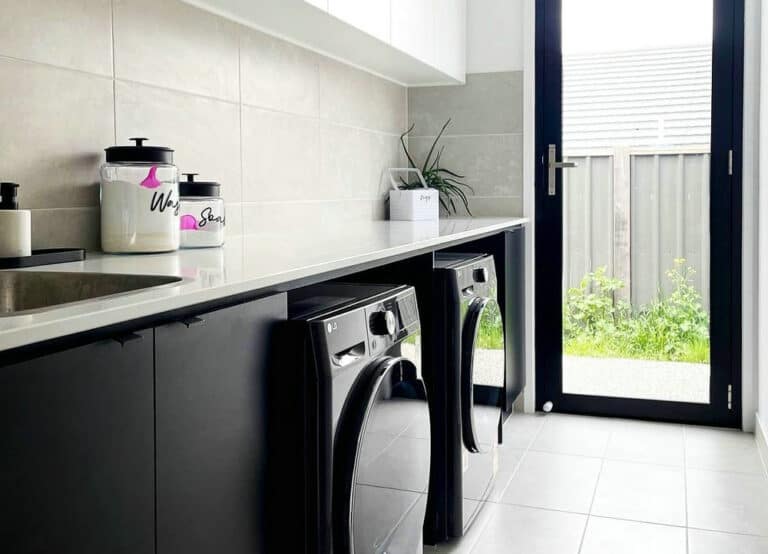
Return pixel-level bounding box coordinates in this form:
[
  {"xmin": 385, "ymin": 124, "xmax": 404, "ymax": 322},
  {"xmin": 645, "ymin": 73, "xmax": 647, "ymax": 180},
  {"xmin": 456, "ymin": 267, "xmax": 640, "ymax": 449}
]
[{"xmin": 428, "ymin": 413, "xmax": 768, "ymax": 554}]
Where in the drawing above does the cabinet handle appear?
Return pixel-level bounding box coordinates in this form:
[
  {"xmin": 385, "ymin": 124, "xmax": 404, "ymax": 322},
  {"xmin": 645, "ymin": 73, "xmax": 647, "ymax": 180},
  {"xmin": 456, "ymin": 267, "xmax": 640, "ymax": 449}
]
[
  {"xmin": 180, "ymin": 316, "xmax": 205, "ymax": 328},
  {"xmin": 113, "ymin": 332, "xmax": 144, "ymax": 346}
]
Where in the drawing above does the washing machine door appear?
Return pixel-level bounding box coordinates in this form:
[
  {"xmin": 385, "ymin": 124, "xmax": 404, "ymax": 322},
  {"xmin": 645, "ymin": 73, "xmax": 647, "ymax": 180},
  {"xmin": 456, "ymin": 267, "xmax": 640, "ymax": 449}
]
[
  {"xmin": 333, "ymin": 356, "xmax": 430, "ymax": 554},
  {"xmin": 461, "ymin": 297, "xmax": 504, "ymax": 454}
]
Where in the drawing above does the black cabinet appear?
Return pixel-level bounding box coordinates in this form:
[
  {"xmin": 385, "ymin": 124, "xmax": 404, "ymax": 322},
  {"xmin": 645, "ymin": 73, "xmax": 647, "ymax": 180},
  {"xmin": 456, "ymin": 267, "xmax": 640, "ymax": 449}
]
[
  {"xmin": 154, "ymin": 294, "xmax": 287, "ymax": 554},
  {"xmin": 0, "ymin": 331, "xmax": 155, "ymax": 554}
]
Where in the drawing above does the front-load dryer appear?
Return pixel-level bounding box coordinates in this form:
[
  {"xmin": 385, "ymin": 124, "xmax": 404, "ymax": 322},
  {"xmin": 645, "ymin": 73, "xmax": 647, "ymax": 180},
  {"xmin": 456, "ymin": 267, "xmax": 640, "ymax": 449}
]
[
  {"xmin": 268, "ymin": 283, "xmax": 430, "ymax": 554},
  {"xmin": 424, "ymin": 253, "xmax": 504, "ymax": 544}
]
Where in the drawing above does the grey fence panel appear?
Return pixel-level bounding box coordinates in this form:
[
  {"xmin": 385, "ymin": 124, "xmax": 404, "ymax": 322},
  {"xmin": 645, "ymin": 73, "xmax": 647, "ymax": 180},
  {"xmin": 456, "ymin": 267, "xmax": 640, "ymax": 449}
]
[
  {"xmin": 563, "ymin": 155, "xmax": 614, "ymax": 292},
  {"xmin": 630, "ymin": 153, "xmax": 709, "ymax": 311},
  {"xmin": 563, "ymin": 150, "xmax": 710, "ymax": 313}
]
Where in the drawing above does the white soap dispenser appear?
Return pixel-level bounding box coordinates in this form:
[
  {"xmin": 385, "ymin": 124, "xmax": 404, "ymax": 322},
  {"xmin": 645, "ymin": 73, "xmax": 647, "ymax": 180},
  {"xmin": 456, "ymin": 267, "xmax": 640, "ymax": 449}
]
[{"xmin": 0, "ymin": 182, "xmax": 32, "ymax": 258}]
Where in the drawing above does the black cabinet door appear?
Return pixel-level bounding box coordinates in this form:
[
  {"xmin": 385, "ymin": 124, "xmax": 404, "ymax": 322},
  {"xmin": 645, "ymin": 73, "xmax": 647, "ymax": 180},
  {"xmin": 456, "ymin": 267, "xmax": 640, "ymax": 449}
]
[
  {"xmin": 0, "ymin": 331, "xmax": 155, "ymax": 554},
  {"xmin": 155, "ymin": 294, "xmax": 287, "ymax": 554}
]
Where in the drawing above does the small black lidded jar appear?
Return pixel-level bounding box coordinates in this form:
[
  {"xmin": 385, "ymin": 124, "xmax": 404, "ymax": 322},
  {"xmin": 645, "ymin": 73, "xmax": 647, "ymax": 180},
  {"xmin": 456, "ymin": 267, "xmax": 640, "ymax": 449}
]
[{"xmin": 179, "ymin": 173, "xmax": 225, "ymax": 248}]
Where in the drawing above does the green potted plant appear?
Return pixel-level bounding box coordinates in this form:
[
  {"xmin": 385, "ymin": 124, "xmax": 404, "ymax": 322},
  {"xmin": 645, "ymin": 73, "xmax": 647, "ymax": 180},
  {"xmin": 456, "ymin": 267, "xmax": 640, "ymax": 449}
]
[{"xmin": 399, "ymin": 119, "xmax": 474, "ymax": 216}]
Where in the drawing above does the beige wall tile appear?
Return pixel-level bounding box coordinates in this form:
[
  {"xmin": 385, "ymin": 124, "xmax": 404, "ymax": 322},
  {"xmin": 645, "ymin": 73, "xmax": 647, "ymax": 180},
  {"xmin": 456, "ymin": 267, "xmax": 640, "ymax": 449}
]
[
  {"xmin": 115, "ymin": 80, "xmax": 242, "ymax": 203},
  {"xmin": 0, "ymin": 0, "xmax": 113, "ymax": 76},
  {"xmin": 242, "ymin": 199, "xmax": 374, "ymax": 235},
  {"xmin": 113, "ymin": 0, "xmax": 240, "ymax": 101},
  {"xmin": 319, "ymin": 125, "xmax": 404, "ymax": 201},
  {"xmin": 240, "ymin": 29, "xmax": 319, "ymax": 117},
  {"xmin": 224, "ymin": 203, "xmax": 243, "ymax": 236},
  {"xmin": 319, "ymin": 123, "xmax": 372, "ymax": 200},
  {"xmin": 0, "ymin": 59, "xmax": 114, "ymax": 210},
  {"xmin": 409, "ymin": 71, "xmax": 524, "ymax": 136},
  {"xmin": 408, "ymin": 133, "xmax": 523, "ymax": 198},
  {"xmin": 463, "ymin": 196, "xmax": 523, "ymax": 217},
  {"xmin": 241, "ymin": 107, "xmax": 320, "ymax": 202},
  {"xmin": 370, "ymin": 133, "xmax": 405, "ymax": 199},
  {"xmin": 319, "ymin": 57, "xmax": 407, "ymax": 134},
  {"xmin": 31, "ymin": 207, "xmax": 100, "ymax": 250}
]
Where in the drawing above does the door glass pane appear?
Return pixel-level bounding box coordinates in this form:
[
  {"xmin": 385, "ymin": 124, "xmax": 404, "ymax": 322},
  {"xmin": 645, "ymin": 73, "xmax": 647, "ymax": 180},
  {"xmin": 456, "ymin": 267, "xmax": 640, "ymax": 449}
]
[{"xmin": 561, "ymin": 0, "xmax": 712, "ymax": 403}]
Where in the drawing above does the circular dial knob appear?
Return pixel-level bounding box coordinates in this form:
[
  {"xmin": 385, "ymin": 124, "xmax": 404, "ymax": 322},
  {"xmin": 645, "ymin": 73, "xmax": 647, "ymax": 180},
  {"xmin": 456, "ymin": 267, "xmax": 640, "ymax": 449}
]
[
  {"xmin": 370, "ymin": 310, "xmax": 397, "ymax": 336},
  {"xmin": 473, "ymin": 267, "xmax": 489, "ymax": 283}
]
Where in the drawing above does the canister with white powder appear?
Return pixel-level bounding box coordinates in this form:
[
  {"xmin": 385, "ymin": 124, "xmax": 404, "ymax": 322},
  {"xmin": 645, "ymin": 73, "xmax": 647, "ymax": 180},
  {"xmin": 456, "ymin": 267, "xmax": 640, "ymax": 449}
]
[{"xmin": 100, "ymin": 138, "xmax": 179, "ymax": 253}]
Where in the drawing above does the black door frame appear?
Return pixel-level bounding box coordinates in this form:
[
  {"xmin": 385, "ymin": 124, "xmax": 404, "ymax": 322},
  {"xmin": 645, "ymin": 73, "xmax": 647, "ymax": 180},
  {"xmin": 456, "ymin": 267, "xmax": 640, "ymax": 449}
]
[{"xmin": 534, "ymin": 0, "xmax": 744, "ymax": 428}]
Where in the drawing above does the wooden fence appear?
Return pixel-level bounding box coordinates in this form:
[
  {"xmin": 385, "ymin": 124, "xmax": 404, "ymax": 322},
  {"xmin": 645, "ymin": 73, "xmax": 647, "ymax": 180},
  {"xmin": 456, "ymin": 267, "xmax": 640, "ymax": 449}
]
[{"xmin": 563, "ymin": 147, "xmax": 710, "ymax": 311}]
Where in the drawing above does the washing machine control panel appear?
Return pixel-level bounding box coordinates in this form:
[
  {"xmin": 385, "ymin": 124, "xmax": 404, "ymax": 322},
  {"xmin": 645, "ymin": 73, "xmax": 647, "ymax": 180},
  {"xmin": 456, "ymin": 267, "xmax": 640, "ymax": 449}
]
[
  {"xmin": 365, "ymin": 290, "xmax": 420, "ymax": 356},
  {"xmin": 369, "ymin": 310, "xmax": 397, "ymax": 336}
]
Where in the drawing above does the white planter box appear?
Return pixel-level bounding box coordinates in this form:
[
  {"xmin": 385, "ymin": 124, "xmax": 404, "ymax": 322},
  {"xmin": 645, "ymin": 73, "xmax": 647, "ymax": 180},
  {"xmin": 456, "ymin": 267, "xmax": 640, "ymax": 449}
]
[{"xmin": 388, "ymin": 168, "xmax": 439, "ymax": 221}]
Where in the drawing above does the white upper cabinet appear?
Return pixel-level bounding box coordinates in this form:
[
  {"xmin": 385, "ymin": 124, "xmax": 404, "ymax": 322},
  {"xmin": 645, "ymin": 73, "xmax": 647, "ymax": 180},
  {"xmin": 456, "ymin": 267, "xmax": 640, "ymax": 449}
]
[
  {"xmin": 183, "ymin": 0, "xmax": 465, "ymax": 85},
  {"xmin": 328, "ymin": 0, "xmax": 390, "ymax": 43},
  {"xmin": 435, "ymin": 0, "xmax": 467, "ymax": 81},
  {"xmin": 391, "ymin": 0, "xmax": 436, "ymax": 68}
]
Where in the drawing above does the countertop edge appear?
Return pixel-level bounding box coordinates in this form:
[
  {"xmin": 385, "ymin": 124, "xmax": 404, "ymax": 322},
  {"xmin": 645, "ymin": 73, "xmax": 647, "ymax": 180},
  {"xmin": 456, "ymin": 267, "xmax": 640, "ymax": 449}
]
[{"xmin": 0, "ymin": 218, "xmax": 527, "ymax": 352}]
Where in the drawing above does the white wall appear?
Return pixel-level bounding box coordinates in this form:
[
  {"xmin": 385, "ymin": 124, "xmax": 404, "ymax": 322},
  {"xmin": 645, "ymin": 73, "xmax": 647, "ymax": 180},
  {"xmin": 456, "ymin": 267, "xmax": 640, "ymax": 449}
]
[
  {"xmin": 466, "ymin": 0, "xmax": 535, "ymax": 411},
  {"xmin": 758, "ymin": 0, "xmax": 768, "ymax": 438},
  {"xmin": 743, "ymin": 0, "xmax": 760, "ymax": 432},
  {"xmin": 467, "ymin": 0, "xmax": 524, "ymax": 73}
]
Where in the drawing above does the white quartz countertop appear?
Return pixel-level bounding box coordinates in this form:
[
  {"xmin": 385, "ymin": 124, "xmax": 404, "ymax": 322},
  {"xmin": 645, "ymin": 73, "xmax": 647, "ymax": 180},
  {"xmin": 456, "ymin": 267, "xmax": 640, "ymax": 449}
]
[{"xmin": 0, "ymin": 217, "xmax": 527, "ymax": 352}]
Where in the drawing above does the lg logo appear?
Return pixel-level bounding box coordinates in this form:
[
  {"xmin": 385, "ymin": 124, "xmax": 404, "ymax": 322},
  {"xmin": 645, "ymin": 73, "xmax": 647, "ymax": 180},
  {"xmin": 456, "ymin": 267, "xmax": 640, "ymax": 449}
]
[{"xmin": 327, "ymin": 321, "xmax": 338, "ymax": 334}]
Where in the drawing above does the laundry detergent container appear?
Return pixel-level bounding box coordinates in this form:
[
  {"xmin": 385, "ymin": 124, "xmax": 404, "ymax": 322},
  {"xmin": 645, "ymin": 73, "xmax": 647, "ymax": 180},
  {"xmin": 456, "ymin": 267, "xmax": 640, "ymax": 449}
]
[{"xmin": 100, "ymin": 137, "xmax": 180, "ymax": 253}]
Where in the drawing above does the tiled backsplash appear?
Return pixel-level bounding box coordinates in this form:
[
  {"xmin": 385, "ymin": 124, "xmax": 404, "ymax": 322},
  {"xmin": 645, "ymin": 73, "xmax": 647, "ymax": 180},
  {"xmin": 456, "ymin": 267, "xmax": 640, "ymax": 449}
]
[
  {"xmin": 0, "ymin": 0, "xmax": 406, "ymax": 250},
  {"xmin": 407, "ymin": 72, "xmax": 524, "ymax": 216}
]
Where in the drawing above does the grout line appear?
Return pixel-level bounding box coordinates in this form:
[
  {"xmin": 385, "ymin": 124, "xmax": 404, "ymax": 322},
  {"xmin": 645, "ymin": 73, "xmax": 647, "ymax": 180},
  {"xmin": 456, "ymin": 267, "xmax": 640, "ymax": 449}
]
[
  {"xmin": 0, "ymin": 52, "xmax": 114, "ymax": 80},
  {"xmin": 685, "ymin": 525, "xmax": 768, "ymax": 539},
  {"xmin": 488, "ymin": 415, "xmax": 547, "ymax": 502},
  {"xmin": 110, "ymin": 0, "xmax": 117, "ymax": 144},
  {"xmin": 237, "ymin": 195, "xmax": 524, "ymax": 208},
  {"xmin": 408, "ymin": 132, "xmax": 525, "ymax": 140},
  {"xmin": 458, "ymin": 416, "xmax": 549, "ymax": 554},
  {"xmin": 576, "ymin": 454, "xmax": 606, "ymax": 553},
  {"xmin": 237, "ymin": 27, "xmax": 245, "ymax": 231}
]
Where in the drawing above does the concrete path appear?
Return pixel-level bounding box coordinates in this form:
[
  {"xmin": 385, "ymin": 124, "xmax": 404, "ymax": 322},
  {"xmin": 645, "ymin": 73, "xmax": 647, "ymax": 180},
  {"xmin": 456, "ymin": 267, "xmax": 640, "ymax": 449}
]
[{"xmin": 563, "ymin": 355, "xmax": 709, "ymax": 403}]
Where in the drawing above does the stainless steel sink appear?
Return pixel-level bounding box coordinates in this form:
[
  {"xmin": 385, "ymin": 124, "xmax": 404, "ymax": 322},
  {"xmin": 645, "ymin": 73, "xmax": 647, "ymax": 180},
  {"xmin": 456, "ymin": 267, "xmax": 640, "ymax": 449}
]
[{"xmin": 0, "ymin": 271, "xmax": 183, "ymax": 316}]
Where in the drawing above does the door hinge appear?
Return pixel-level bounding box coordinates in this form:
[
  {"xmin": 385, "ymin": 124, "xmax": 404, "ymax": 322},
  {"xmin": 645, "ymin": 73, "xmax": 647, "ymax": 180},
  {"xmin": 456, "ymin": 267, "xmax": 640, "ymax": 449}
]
[
  {"xmin": 727, "ymin": 384, "xmax": 733, "ymax": 411},
  {"xmin": 728, "ymin": 149, "xmax": 733, "ymax": 176}
]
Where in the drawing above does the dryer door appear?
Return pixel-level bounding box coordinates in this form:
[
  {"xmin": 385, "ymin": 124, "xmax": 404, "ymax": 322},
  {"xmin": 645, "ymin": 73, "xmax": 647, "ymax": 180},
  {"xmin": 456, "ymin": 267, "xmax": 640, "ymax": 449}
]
[
  {"xmin": 461, "ymin": 297, "xmax": 504, "ymax": 453},
  {"xmin": 333, "ymin": 356, "xmax": 430, "ymax": 554}
]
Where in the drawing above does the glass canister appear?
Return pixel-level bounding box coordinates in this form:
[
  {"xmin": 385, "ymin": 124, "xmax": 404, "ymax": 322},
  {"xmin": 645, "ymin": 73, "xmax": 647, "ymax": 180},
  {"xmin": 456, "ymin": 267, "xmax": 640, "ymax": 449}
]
[
  {"xmin": 179, "ymin": 173, "xmax": 225, "ymax": 248},
  {"xmin": 100, "ymin": 137, "xmax": 180, "ymax": 253}
]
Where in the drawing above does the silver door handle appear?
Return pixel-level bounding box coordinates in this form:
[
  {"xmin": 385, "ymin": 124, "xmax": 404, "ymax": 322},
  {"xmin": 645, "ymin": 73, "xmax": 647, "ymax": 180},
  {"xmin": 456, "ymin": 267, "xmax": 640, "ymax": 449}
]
[{"xmin": 547, "ymin": 144, "xmax": 577, "ymax": 196}]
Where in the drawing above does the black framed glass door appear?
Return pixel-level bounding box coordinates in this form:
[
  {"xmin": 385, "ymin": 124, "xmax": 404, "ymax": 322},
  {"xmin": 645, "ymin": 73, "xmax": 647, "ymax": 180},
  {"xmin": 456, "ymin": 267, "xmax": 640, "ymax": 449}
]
[{"xmin": 534, "ymin": 0, "xmax": 743, "ymax": 427}]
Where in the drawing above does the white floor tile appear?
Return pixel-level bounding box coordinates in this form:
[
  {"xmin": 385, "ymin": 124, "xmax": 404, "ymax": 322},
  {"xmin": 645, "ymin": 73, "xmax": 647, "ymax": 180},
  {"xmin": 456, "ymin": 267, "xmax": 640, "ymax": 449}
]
[
  {"xmin": 470, "ymin": 504, "xmax": 587, "ymax": 554},
  {"xmin": 500, "ymin": 450, "xmax": 602, "ymax": 513},
  {"xmin": 486, "ymin": 446, "xmax": 525, "ymax": 502},
  {"xmin": 685, "ymin": 427, "xmax": 765, "ymax": 474},
  {"xmin": 688, "ymin": 529, "xmax": 768, "ymax": 554},
  {"xmin": 531, "ymin": 414, "xmax": 612, "ymax": 457},
  {"xmin": 426, "ymin": 501, "xmax": 498, "ymax": 554},
  {"xmin": 501, "ymin": 413, "xmax": 546, "ymax": 450},
  {"xmin": 580, "ymin": 517, "xmax": 686, "ymax": 554},
  {"xmin": 591, "ymin": 459, "xmax": 686, "ymax": 526},
  {"xmin": 605, "ymin": 421, "xmax": 685, "ymax": 466},
  {"xmin": 687, "ymin": 468, "xmax": 768, "ymax": 536}
]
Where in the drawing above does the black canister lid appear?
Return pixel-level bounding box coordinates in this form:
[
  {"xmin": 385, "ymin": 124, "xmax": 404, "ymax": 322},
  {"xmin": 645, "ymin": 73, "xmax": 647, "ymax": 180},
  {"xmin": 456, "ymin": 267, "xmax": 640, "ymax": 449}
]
[
  {"xmin": 0, "ymin": 182, "xmax": 20, "ymax": 210},
  {"xmin": 179, "ymin": 173, "xmax": 221, "ymax": 197},
  {"xmin": 105, "ymin": 137, "xmax": 174, "ymax": 164}
]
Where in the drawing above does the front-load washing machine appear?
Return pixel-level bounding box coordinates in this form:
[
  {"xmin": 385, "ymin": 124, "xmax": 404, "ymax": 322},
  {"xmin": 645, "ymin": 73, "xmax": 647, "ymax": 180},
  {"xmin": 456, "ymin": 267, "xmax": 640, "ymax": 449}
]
[
  {"xmin": 424, "ymin": 253, "xmax": 504, "ymax": 544},
  {"xmin": 268, "ymin": 283, "xmax": 430, "ymax": 554}
]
